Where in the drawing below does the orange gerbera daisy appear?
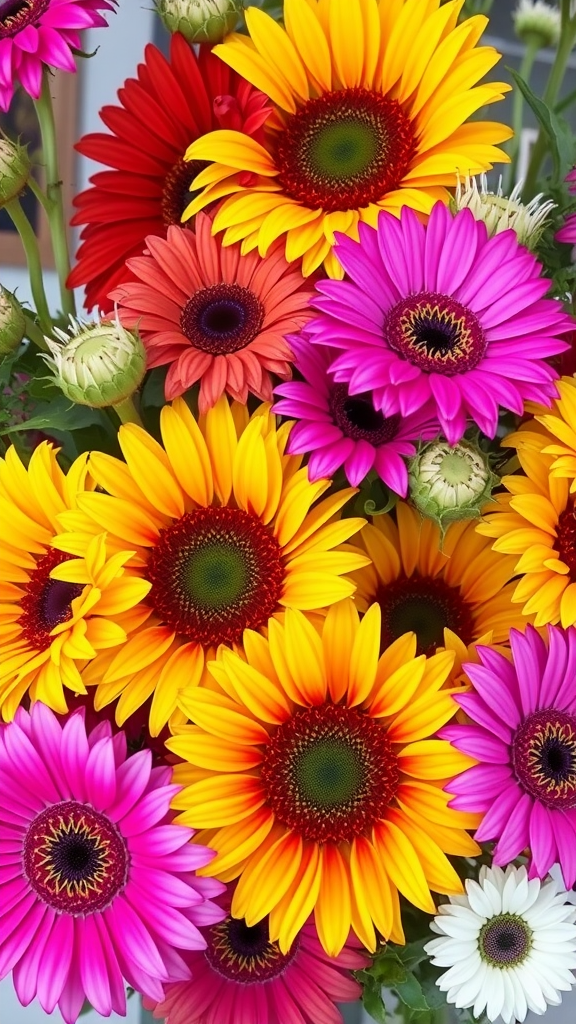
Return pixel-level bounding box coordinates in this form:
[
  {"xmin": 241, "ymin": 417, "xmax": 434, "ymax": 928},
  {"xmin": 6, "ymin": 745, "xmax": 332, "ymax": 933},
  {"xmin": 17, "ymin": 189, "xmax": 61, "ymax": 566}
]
[
  {"xmin": 111, "ymin": 215, "xmax": 315, "ymax": 411},
  {"xmin": 169, "ymin": 600, "xmax": 479, "ymax": 956}
]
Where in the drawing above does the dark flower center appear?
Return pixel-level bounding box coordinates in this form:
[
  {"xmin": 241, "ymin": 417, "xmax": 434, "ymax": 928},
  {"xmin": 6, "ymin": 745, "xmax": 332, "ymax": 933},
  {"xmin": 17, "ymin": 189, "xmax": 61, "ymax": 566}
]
[
  {"xmin": 146, "ymin": 507, "xmax": 284, "ymax": 646},
  {"xmin": 180, "ymin": 283, "xmax": 264, "ymax": 355},
  {"xmin": 556, "ymin": 505, "xmax": 576, "ymax": 580},
  {"xmin": 0, "ymin": 0, "xmax": 47, "ymax": 36},
  {"xmin": 329, "ymin": 383, "xmax": 401, "ymax": 445},
  {"xmin": 23, "ymin": 801, "xmax": 129, "ymax": 915},
  {"xmin": 275, "ymin": 88, "xmax": 416, "ymax": 213},
  {"xmin": 512, "ymin": 709, "xmax": 576, "ymax": 809},
  {"xmin": 162, "ymin": 157, "xmax": 206, "ymax": 227},
  {"xmin": 384, "ymin": 291, "xmax": 486, "ymax": 375},
  {"xmin": 480, "ymin": 914, "xmax": 532, "ymax": 967},
  {"xmin": 377, "ymin": 574, "xmax": 476, "ymax": 656},
  {"xmin": 261, "ymin": 703, "xmax": 399, "ymax": 843},
  {"xmin": 19, "ymin": 548, "xmax": 84, "ymax": 652},
  {"xmin": 205, "ymin": 915, "xmax": 297, "ymax": 982}
]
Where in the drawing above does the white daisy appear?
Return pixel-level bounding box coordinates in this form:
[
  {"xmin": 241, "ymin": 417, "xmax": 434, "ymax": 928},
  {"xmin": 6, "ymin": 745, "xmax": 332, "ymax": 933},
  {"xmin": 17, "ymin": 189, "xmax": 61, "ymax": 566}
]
[
  {"xmin": 550, "ymin": 864, "xmax": 576, "ymax": 905},
  {"xmin": 424, "ymin": 864, "xmax": 576, "ymax": 1023}
]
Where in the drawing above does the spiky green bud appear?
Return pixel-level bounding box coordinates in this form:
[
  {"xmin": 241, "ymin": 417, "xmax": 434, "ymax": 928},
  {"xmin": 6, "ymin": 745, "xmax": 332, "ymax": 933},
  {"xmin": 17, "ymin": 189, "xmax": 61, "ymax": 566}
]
[
  {"xmin": 0, "ymin": 136, "xmax": 30, "ymax": 207},
  {"xmin": 0, "ymin": 287, "xmax": 26, "ymax": 356},
  {"xmin": 408, "ymin": 439, "xmax": 499, "ymax": 532},
  {"xmin": 452, "ymin": 175, "xmax": 555, "ymax": 252},
  {"xmin": 156, "ymin": 0, "xmax": 243, "ymax": 43}
]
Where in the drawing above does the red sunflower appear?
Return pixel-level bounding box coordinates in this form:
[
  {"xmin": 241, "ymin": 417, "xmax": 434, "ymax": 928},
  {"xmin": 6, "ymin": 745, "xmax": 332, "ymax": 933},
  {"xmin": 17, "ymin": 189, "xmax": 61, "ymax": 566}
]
[{"xmin": 68, "ymin": 33, "xmax": 271, "ymax": 311}]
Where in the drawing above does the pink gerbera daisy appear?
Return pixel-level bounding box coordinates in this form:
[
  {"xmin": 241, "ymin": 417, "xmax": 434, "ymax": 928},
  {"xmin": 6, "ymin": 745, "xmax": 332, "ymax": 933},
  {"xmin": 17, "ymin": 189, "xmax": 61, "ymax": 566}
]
[
  {"xmin": 0, "ymin": 703, "xmax": 225, "ymax": 1023},
  {"xmin": 557, "ymin": 167, "xmax": 576, "ymax": 249},
  {"xmin": 110, "ymin": 215, "xmax": 315, "ymax": 411},
  {"xmin": 0, "ymin": 0, "xmax": 116, "ymax": 111},
  {"xmin": 145, "ymin": 885, "xmax": 365, "ymax": 1024},
  {"xmin": 274, "ymin": 335, "xmax": 440, "ymax": 492},
  {"xmin": 442, "ymin": 624, "xmax": 576, "ymax": 888},
  {"xmin": 308, "ymin": 203, "xmax": 572, "ymax": 444}
]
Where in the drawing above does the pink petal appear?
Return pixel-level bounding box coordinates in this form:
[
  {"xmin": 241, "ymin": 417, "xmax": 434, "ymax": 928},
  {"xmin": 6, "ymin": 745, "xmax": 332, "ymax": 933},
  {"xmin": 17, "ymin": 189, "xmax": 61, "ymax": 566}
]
[{"xmin": 36, "ymin": 912, "xmax": 75, "ymax": 1014}]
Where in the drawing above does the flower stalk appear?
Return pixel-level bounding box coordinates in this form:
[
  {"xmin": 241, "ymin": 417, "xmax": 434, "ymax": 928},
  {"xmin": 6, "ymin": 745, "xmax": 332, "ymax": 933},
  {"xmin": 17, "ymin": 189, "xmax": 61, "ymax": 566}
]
[{"xmin": 4, "ymin": 198, "xmax": 52, "ymax": 337}]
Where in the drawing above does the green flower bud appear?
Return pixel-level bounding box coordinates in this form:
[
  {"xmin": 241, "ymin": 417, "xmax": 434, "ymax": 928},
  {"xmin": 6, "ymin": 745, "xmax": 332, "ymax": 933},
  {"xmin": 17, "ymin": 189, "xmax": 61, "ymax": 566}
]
[
  {"xmin": 408, "ymin": 439, "xmax": 499, "ymax": 532},
  {"xmin": 156, "ymin": 0, "xmax": 243, "ymax": 43},
  {"xmin": 0, "ymin": 136, "xmax": 30, "ymax": 207},
  {"xmin": 452, "ymin": 175, "xmax": 555, "ymax": 252},
  {"xmin": 43, "ymin": 313, "xmax": 146, "ymax": 408},
  {"xmin": 0, "ymin": 286, "xmax": 26, "ymax": 356},
  {"xmin": 513, "ymin": 0, "xmax": 561, "ymax": 49}
]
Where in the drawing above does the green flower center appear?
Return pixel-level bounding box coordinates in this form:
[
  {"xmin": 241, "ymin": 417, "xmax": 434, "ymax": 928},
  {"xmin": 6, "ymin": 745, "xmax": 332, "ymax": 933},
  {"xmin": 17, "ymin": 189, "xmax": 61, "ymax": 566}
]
[
  {"xmin": 479, "ymin": 914, "xmax": 532, "ymax": 967},
  {"xmin": 377, "ymin": 574, "xmax": 476, "ymax": 656},
  {"xmin": 296, "ymin": 739, "xmax": 363, "ymax": 808}
]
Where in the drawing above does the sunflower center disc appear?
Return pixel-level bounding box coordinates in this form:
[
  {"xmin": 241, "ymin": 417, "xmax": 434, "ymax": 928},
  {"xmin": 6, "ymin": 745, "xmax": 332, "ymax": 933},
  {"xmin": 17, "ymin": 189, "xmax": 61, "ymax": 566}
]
[
  {"xmin": 161, "ymin": 157, "xmax": 206, "ymax": 226},
  {"xmin": 329, "ymin": 383, "xmax": 401, "ymax": 444},
  {"xmin": 479, "ymin": 914, "xmax": 532, "ymax": 967},
  {"xmin": 23, "ymin": 800, "xmax": 129, "ymax": 915},
  {"xmin": 19, "ymin": 548, "xmax": 84, "ymax": 652},
  {"xmin": 146, "ymin": 507, "xmax": 284, "ymax": 645},
  {"xmin": 384, "ymin": 291, "xmax": 487, "ymax": 375},
  {"xmin": 261, "ymin": 703, "xmax": 399, "ymax": 843},
  {"xmin": 555, "ymin": 505, "xmax": 576, "ymax": 580},
  {"xmin": 180, "ymin": 282, "xmax": 265, "ymax": 355},
  {"xmin": 275, "ymin": 88, "xmax": 416, "ymax": 213},
  {"xmin": 512, "ymin": 708, "xmax": 576, "ymax": 809},
  {"xmin": 205, "ymin": 915, "xmax": 297, "ymax": 982},
  {"xmin": 377, "ymin": 574, "xmax": 475, "ymax": 656},
  {"xmin": 0, "ymin": 0, "xmax": 47, "ymax": 35}
]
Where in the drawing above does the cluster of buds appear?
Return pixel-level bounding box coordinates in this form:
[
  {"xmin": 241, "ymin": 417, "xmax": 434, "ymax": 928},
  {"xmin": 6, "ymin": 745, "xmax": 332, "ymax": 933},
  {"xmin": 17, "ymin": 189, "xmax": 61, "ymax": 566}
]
[
  {"xmin": 452, "ymin": 175, "xmax": 555, "ymax": 251},
  {"xmin": 43, "ymin": 311, "xmax": 146, "ymax": 409},
  {"xmin": 408, "ymin": 438, "xmax": 499, "ymax": 534},
  {"xmin": 156, "ymin": 0, "xmax": 243, "ymax": 43},
  {"xmin": 0, "ymin": 286, "xmax": 26, "ymax": 356},
  {"xmin": 0, "ymin": 135, "xmax": 30, "ymax": 208}
]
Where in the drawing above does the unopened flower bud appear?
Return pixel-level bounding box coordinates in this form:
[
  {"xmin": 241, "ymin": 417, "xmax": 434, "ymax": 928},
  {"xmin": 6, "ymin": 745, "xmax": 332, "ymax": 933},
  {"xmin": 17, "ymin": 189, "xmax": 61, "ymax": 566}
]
[
  {"xmin": 513, "ymin": 0, "xmax": 561, "ymax": 49},
  {"xmin": 0, "ymin": 286, "xmax": 26, "ymax": 356},
  {"xmin": 156, "ymin": 0, "xmax": 242, "ymax": 43},
  {"xmin": 452, "ymin": 175, "xmax": 555, "ymax": 251},
  {"xmin": 43, "ymin": 312, "xmax": 146, "ymax": 408},
  {"xmin": 0, "ymin": 136, "xmax": 30, "ymax": 207},
  {"xmin": 408, "ymin": 439, "xmax": 499, "ymax": 532}
]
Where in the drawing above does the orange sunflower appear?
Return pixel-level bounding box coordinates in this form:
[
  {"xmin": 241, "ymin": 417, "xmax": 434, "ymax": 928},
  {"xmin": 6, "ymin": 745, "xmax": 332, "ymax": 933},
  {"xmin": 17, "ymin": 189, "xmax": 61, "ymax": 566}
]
[
  {"xmin": 183, "ymin": 0, "xmax": 512, "ymax": 276},
  {"xmin": 168, "ymin": 599, "xmax": 479, "ymax": 956},
  {"xmin": 55, "ymin": 397, "xmax": 369, "ymax": 735}
]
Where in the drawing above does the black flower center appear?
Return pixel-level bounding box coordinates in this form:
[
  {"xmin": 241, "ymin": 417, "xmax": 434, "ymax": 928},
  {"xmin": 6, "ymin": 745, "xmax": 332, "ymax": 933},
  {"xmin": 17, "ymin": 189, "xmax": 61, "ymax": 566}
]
[
  {"xmin": 480, "ymin": 914, "xmax": 532, "ymax": 967},
  {"xmin": 19, "ymin": 548, "xmax": 84, "ymax": 652},
  {"xmin": 180, "ymin": 283, "xmax": 264, "ymax": 355},
  {"xmin": 329, "ymin": 383, "xmax": 401, "ymax": 445},
  {"xmin": 162, "ymin": 157, "xmax": 206, "ymax": 227},
  {"xmin": 512, "ymin": 709, "xmax": 576, "ymax": 809},
  {"xmin": 205, "ymin": 915, "xmax": 297, "ymax": 982},
  {"xmin": 145, "ymin": 507, "xmax": 285, "ymax": 646},
  {"xmin": 0, "ymin": 0, "xmax": 47, "ymax": 35},
  {"xmin": 23, "ymin": 801, "xmax": 129, "ymax": 915},
  {"xmin": 261, "ymin": 703, "xmax": 399, "ymax": 843},
  {"xmin": 555, "ymin": 505, "xmax": 576, "ymax": 580},
  {"xmin": 377, "ymin": 574, "xmax": 475, "ymax": 656},
  {"xmin": 275, "ymin": 88, "xmax": 416, "ymax": 213},
  {"xmin": 384, "ymin": 291, "xmax": 486, "ymax": 375}
]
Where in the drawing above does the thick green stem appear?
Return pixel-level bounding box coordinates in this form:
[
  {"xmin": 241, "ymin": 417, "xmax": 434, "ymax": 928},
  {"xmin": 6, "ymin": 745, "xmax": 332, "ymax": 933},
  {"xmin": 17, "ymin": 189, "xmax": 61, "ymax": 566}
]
[
  {"xmin": 504, "ymin": 35, "xmax": 540, "ymax": 191},
  {"xmin": 523, "ymin": 18, "xmax": 576, "ymax": 197},
  {"xmin": 23, "ymin": 313, "xmax": 50, "ymax": 352},
  {"xmin": 34, "ymin": 70, "xmax": 76, "ymax": 320},
  {"xmin": 5, "ymin": 197, "xmax": 53, "ymax": 336},
  {"xmin": 114, "ymin": 397, "xmax": 143, "ymax": 426}
]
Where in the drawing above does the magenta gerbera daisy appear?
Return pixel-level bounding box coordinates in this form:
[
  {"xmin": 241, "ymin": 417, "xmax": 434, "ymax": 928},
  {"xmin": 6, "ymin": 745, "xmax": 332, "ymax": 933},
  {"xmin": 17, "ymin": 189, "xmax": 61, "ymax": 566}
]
[
  {"xmin": 0, "ymin": 0, "xmax": 116, "ymax": 111},
  {"xmin": 144, "ymin": 885, "xmax": 365, "ymax": 1024},
  {"xmin": 0, "ymin": 703, "xmax": 225, "ymax": 1023},
  {"xmin": 557, "ymin": 167, "xmax": 576, "ymax": 249},
  {"xmin": 274, "ymin": 335, "xmax": 440, "ymax": 492},
  {"xmin": 443, "ymin": 624, "xmax": 576, "ymax": 888},
  {"xmin": 308, "ymin": 203, "xmax": 572, "ymax": 444}
]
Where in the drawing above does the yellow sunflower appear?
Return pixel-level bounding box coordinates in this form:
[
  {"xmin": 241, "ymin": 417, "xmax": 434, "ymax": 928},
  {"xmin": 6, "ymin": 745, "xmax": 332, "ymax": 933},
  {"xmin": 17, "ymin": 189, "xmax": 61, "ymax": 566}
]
[
  {"xmin": 183, "ymin": 0, "xmax": 512, "ymax": 277},
  {"xmin": 351, "ymin": 501, "xmax": 531, "ymax": 678},
  {"xmin": 55, "ymin": 397, "xmax": 369, "ymax": 735},
  {"xmin": 478, "ymin": 421, "xmax": 576, "ymax": 628},
  {"xmin": 0, "ymin": 443, "xmax": 150, "ymax": 721},
  {"xmin": 529, "ymin": 376, "xmax": 576, "ymax": 491},
  {"xmin": 168, "ymin": 599, "xmax": 479, "ymax": 956}
]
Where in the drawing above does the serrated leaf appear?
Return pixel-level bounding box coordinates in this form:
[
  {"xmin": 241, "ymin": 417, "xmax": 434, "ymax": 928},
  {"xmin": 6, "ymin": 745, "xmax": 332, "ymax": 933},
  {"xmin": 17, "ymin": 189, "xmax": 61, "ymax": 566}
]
[
  {"xmin": 395, "ymin": 971, "xmax": 429, "ymax": 1013},
  {"xmin": 361, "ymin": 978, "xmax": 387, "ymax": 1024},
  {"xmin": 397, "ymin": 938, "xmax": 431, "ymax": 970},
  {"xmin": 1, "ymin": 398, "xmax": 104, "ymax": 435},
  {"xmin": 417, "ymin": 961, "xmax": 448, "ymax": 1011},
  {"xmin": 508, "ymin": 67, "xmax": 576, "ymax": 182}
]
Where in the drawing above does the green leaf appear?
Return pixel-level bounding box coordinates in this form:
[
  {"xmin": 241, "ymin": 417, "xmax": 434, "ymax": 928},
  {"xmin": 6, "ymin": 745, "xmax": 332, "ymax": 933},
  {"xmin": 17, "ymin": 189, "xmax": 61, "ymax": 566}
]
[
  {"xmin": 1, "ymin": 398, "xmax": 103, "ymax": 435},
  {"xmin": 360, "ymin": 974, "xmax": 387, "ymax": 1024},
  {"xmin": 395, "ymin": 971, "xmax": 430, "ymax": 1014},
  {"xmin": 417, "ymin": 961, "xmax": 448, "ymax": 1012},
  {"xmin": 507, "ymin": 67, "xmax": 576, "ymax": 182},
  {"xmin": 397, "ymin": 938, "xmax": 431, "ymax": 971},
  {"xmin": 141, "ymin": 366, "xmax": 168, "ymax": 409}
]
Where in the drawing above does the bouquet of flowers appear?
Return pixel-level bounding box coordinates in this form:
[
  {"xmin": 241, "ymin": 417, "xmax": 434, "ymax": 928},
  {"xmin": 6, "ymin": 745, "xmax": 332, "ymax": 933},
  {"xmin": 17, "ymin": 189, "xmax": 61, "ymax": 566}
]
[{"xmin": 1, "ymin": 1, "xmax": 576, "ymax": 1022}]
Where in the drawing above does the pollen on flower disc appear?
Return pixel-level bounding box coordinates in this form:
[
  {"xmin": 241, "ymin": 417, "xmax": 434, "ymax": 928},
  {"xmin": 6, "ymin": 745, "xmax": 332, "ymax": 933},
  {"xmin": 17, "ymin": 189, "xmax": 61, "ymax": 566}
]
[
  {"xmin": 384, "ymin": 291, "xmax": 487, "ymax": 375},
  {"xmin": 261, "ymin": 703, "xmax": 399, "ymax": 843},
  {"xmin": 205, "ymin": 915, "xmax": 297, "ymax": 982},
  {"xmin": 0, "ymin": 0, "xmax": 48, "ymax": 37},
  {"xmin": 161, "ymin": 157, "xmax": 206, "ymax": 227},
  {"xmin": 146, "ymin": 506, "xmax": 284, "ymax": 646},
  {"xmin": 275, "ymin": 88, "xmax": 416, "ymax": 213},
  {"xmin": 512, "ymin": 708, "xmax": 576, "ymax": 809}
]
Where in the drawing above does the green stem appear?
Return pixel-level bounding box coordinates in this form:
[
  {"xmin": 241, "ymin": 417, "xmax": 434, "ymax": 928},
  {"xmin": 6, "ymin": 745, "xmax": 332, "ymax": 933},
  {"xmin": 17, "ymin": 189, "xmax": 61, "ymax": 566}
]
[
  {"xmin": 114, "ymin": 397, "xmax": 143, "ymax": 427},
  {"xmin": 5, "ymin": 198, "xmax": 53, "ymax": 336},
  {"xmin": 523, "ymin": 18, "xmax": 576, "ymax": 197},
  {"xmin": 23, "ymin": 312, "xmax": 50, "ymax": 352},
  {"xmin": 33, "ymin": 69, "xmax": 76, "ymax": 320},
  {"xmin": 504, "ymin": 35, "xmax": 540, "ymax": 191}
]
